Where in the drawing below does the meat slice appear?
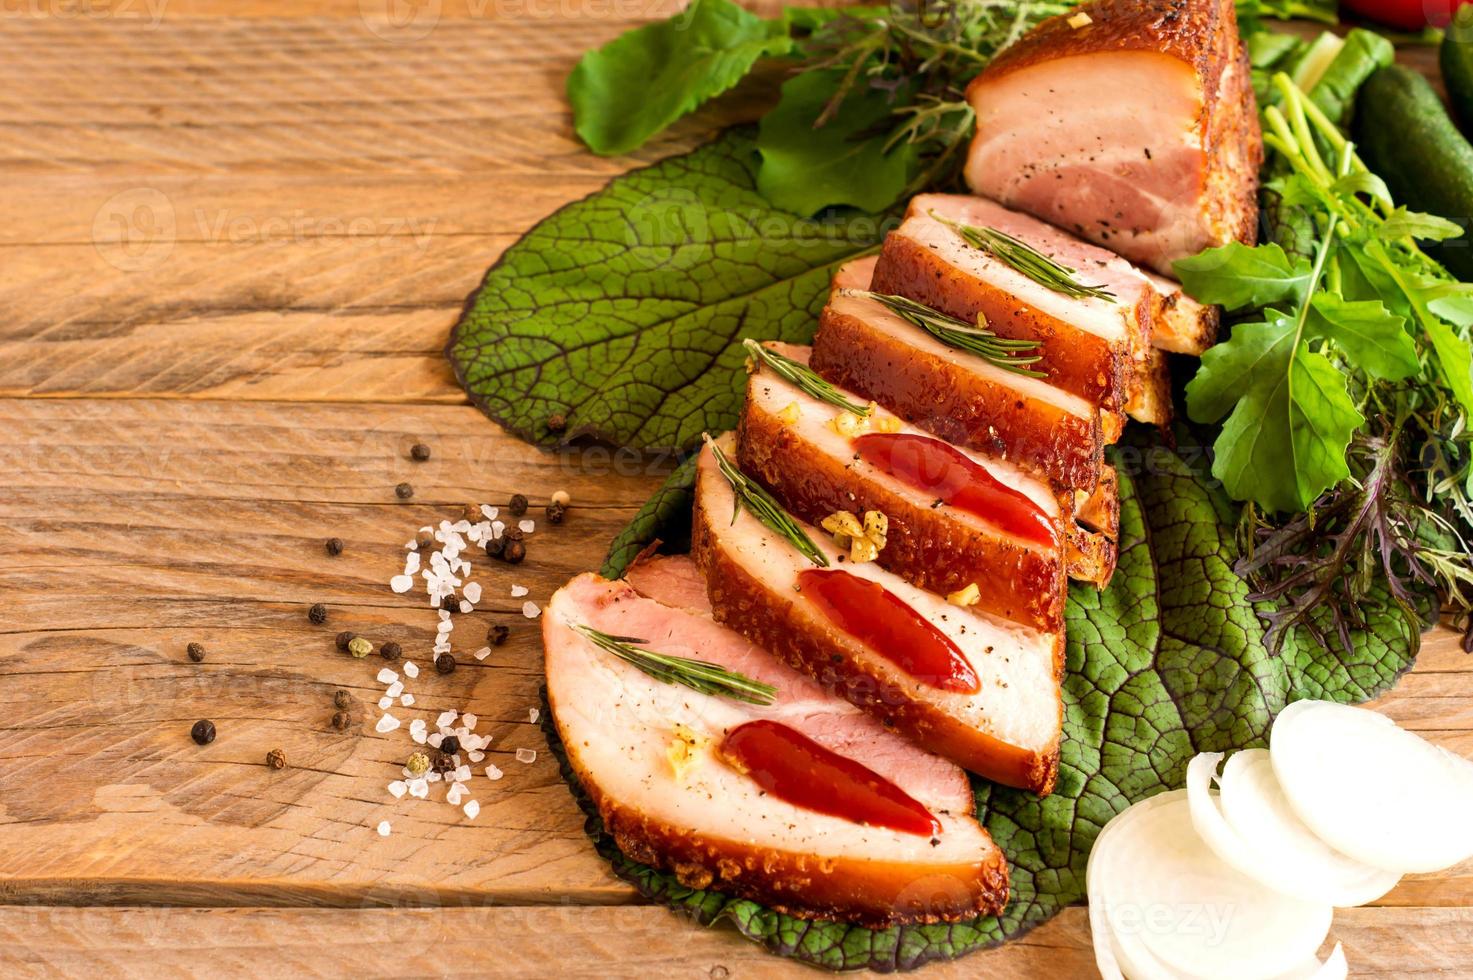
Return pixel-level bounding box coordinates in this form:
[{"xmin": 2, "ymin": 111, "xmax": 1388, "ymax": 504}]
[
  {"xmin": 691, "ymin": 436, "xmax": 1064, "ymax": 794},
  {"xmin": 738, "ymin": 342, "xmax": 1068, "ymax": 632},
  {"xmin": 813, "ymin": 261, "xmax": 1103, "ymax": 492},
  {"xmin": 545, "ymin": 566, "xmax": 1009, "ymax": 925},
  {"xmin": 1144, "ymin": 268, "xmax": 1220, "ymax": 355},
  {"xmin": 871, "ymin": 194, "xmax": 1150, "ymax": 411},
  {"xmin": 963, "ymin": 0, "xmax": 1260, "ymax": 276}
]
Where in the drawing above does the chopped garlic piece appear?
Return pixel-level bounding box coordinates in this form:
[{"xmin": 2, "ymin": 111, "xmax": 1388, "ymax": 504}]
[
  {"xmin": 1067, "ymin": 11, "xmax": 1092, "ymax": 27},
  {"xmin": 821, "ymin": 510, "xmax": 865, "ymax": 539},
  {"xmin": 863, "ymin": 510, "xmax": 888, "ymax": 544},
  {"xmin": 831, "ymin": 411, "xmax": 864, "ymax": 438},
  {"xmin": 776, "ymin": 401, "xmax": 801, "ymax": 425},
  {"xmin": 849, "ymin": 537, "xmax": 879, "ymax": 563},
  {"xmin": 948, "ymin": 583, "xmax": 982, "ymax": 607},
  {"xmin": 667, "ymin": 723, "xmax": 708, "ymax": 780}
]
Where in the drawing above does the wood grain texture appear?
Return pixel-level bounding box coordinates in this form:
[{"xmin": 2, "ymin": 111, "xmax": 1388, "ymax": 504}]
[{"xmin": 2, "ymin": 1, "xmax": 1472, "ymax": 976}]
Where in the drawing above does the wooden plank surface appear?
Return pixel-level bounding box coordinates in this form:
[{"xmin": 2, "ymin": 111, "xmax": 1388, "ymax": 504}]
[{"xmin": 2, "ymin": 1, "xmax": 1471, "ymax": 975}]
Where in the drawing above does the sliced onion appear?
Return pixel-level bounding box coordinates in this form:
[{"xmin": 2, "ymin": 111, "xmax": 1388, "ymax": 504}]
[
  {"xmin": 1088, "ymin": 793, "xmax": 1185, "ymax": 980},
  {"xmin": 1271, "ymin": 700, "xmax": 1473, "ymax": 874},
  {"xmin": 1089, "ymin": 789, "xmax": 1331, "ymax": 980},
  {"xmin": 1218, "ymin": 749, "xmax": 1399, "ymax": 906}
]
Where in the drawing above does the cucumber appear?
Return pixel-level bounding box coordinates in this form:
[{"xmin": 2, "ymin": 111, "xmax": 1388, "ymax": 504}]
[
  {"xmin": 1443, "ymin": 6, "xmax": 1473, "ymax": 132},
  {"xmin": 1354, "ymin": 64, "xmax": 1473, "ymax": 280}
]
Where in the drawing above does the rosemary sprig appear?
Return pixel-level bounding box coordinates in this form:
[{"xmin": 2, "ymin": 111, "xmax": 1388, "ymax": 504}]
[
  {"xmin": 928, "ymin": 210, "xmax": 1117, "ymax": 302},
  {"xmin": 845, "ymin": 289, "xmax": 1045, "ymax": 377},
  {"xmin": 704, "ymin": 435, "xmax": 829, "ymax": 567},
  {"xmin": 571, "ymin": 623, "xmax": 777, "ymax": 705},
  {"xmin": 742, "ymin": 339, "xmax": 871, "ymax": 417}
]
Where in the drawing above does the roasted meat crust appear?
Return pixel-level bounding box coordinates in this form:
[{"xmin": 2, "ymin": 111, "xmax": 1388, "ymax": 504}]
[
  {"xmin": 738, "ymin": 387, "xmax": 1068, "ymax": 632},
  {"xmin": 1206, "ymin": 41, "xmax": 1263, "ymax": 256},
  {"xmin": 691, "ymin": 483, "xmax": 1063, "ymax": 796},
  {"xmin": 870, "ymin": 230, "xmax": 1133, "ymax": 410},
  {"xmin": 559, "ymin": 746, "xmax": 1011, "ymax": 926},
  {"xmin": 811, "ymin": 303, "xmax": 1103, "ymax": 492},
  {"xmin": 975, "ymin": 0, "xmax": 1231, "ymax": 96}
]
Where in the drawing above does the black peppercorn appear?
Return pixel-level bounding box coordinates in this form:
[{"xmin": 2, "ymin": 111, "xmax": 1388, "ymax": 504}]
[
  {"xmin": 324, "ymin": 537, "xmax": 344, "ymax": 556},
  {"xmin": 186, "ymin": 642, "xmax": 205, "ymax": 663},
  {"xmin": 266, "ymin": 748, "xmax": 287, "ymax": 770},
  {"xmin": 431, "ymin": 752, "xmax": 456, "ymax": 774},
  {"xmin": 308, "ymin": 603, "xmax": 328, "ymax": 625},
  {"xmin": 439, "ymin": 735, "xmax": 460, "ymax": 755},
  {"xmin": 490, "ymin": 624, "xmax": 510, "ymax": 646},
  {"xmin": 435, "ymin": 654, "xmax": 456, "ymax": 675},
  {"xmin": 484, "ymin": 536, "xmax": 506, "ymax": 559},
  {"xmin": 380, "ymin": 641, "xmax": 402, "ymax": 661},
  {"xmin": 333, "ymin": 689, "xmax": 352, "ymax": 710},
  {"xmin": 503, "ymin": 539, "xmax": 526, "ymax": 564},
  {"xmin": 330, "ymin": 711, "xmax": 350, "ymax": 731},
  {"xmin": 415, "ymin": 531, "xmax": 434, "ymax": 551},
  {"xmin": 335, "ymin": 630, "xmax": 356, "ymax": 652},
  {"xmin": 546, "ymin": 413, "xmax": 567, "ymax": 434},
  {"xmin": 410, "ymin": 443, "xmax": 431, "ymax": 462},
  {"xmin": 546, "ymin": 501, "xmax": 566, "ymax": 525},
  {"xmin": 191, "ymin": 719, "xmax": 216, "ymax": 745},
  {"xmin": 503, "ymin": 525, "xmax": 524, "ymax": 542},
  {"xmin": 395, "ymin": 482, "xmax": 414, "ymax": 500},
  {"xmin": 509, "ymin": 493, "xmax": 528, "ymax": 516}
]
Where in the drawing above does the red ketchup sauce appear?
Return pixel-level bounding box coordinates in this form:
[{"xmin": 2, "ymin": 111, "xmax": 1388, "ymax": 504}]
[
  {"xmin": 853, "ymin": 432, "xmax": 1055, "ymax": 548},
  {"xmin": 797, "ymin": 569, "xmax": 979, "ymax": 694},
  {"xmin": 720, "ymin": 719, "xmax": 941, "ymax": 837}
]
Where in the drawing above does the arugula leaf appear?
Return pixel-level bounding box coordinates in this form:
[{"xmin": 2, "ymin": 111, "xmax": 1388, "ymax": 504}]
[
  {"xmin": 446, "ymin": 130, "xmax": 890, "ymax": 450},
  {"xmin": 1307, "ymin": 294, "xmax": 1418, "ymax": 380},
  {"xmin": 574, "ymin": 431, "xmax": 1417, "ymax": 971},
  {"xmin": 1173, "ymin": 241, "xmax": 1312, "ymax": 311},
  {"xmin": 1188, "ymin": 312, "xmax": 1363, "ymax": 512},
  {"xmin": 1378, "ymin": 207, "xmax": 1466, "ymax": 243},
  {"xmin": 567, "ymin": 0, "xmax": 793, "ymax": 156},
  {"xmin": 756, "ymin": 69, "xmax": 918, "ymax": 216}
]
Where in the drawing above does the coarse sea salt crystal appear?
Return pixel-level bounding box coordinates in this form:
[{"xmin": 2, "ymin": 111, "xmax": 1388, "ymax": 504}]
[
  {"xmin": 388, "ymin": 781, "xmax": 407, "ymax": 799},
  {"xmin": 447, "ymin": 781, "xmax": 466, "ymax": 805},
  {"xmin": 404, "ymin": 661, "xmax": 420, "ymax": 679},
  {"xmin": 408, "ymin": 778, "xmax": 429, "ymax": 799},
  {"xmin": 516, "ymin": 748, "xmax": 537, "ymax": 764},
  {"xmin": 522, "ymin": 601, "xmax": 541, "ymax": 619},
  {"xmin": 485, "ymin": 764, "xmax": 504, "ymax": 781},
  {"xmin": 510, "ymin": 584, "xmax": 528, "ymax": 598},
  {"xmin": 390, "ymin": 575, "xmax": 414, "ymax": 594},
  {"xmin": 377, "ymin": 820, "xmax": 391, "ymax": 837},
  {"xmin": 427, "ymin": 733, "xmax": 444, "ymax": 749},
  {"xmin": 481, "ymin": 504, "xmax": 499, "ymax": 520},
  {"xmin": 454, "ymin": 765, "xmax": 472, "ymax": 782},
  {"xmin": 436, "ymin": 710, "xmax": 458, "ymax": 729},
  {"xmin": 386, "ymin": 680, "xmax": 404, "ymax": 699},
  {"xmin": 437, "ymin": 620, "xmax": 453, "ymax": 635},
  {"xmin": 459, "ymin": 600, "xmax": 473, "ymax": 614},
  {"xmin": 404, "ymin": 552, "xmax": 421, "ymax": 575},
  {"xmin": 377, "ymin": 668, "xmax": 399, "ymax": 685},
  {"xmin": 468, "ymin": 750, "xmax": 485, "ymax": 763},
  {"xmin": 375, "ymin": 712, "xmax": 401, "ymax": 733},
  {"xmin": 378, "ymin": 696, "xmax": 392, "ymax": 710},
  {"xmin": 472, "ymin": 646, "xmax": 490, "ymax": 662},
  {"xmin": 463, "ymin": 582, "xmax": 482, "ymax": 604},
  {"xmin": 400, "ymin": 693, "xmax": 415, "ymax": 707},
  {"xmin": 463, "ymin": 800, "xmax": 480, "ymax": 820},
  {"xmin": 462, "ymin": 713, "xmax": 478, "ymax": 730},
  {"xmin": 528, "ymin": 707, "xmax": 540, "ymax": 724},
  {"xmin": 518, "ymin": 519, "xmax": 535, "ymax": 534},
  {"xmin": 427, "ymin": 770, "xmax": 442, "ymax": 783}
]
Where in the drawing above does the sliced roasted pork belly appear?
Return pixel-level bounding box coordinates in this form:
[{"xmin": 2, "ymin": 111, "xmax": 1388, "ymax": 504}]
[
  {"xmin": 545, "ymin": 566, "xmax": 1008, "ymax": 925},
  {"xmin": 691, "ymin": 436, "xmax": 1064, "ymax": 794},
  {"xmin": 813, "ymin": 266, "xmax": 1102, "ymax": 492},
  {"xmin": 871, "ymin": 194, "xmax": 1150, "ymax": 411},
  {"xmin": 738, "ymin": 342, "xmax": 1068, "ymax": 632},
  {"xmin": 963, "ymin": 0, "xmax": 1260, "ymax": 276},
  {"xmin": 1143, "ymin": 269, "xmax": 1220, "ymax": 355}
]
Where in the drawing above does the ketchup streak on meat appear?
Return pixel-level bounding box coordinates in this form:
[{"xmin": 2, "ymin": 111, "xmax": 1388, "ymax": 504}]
[
  {"xmin": 854, "ymin": 432, "xmax": 1055, "ymax": 548},
  {"xmin": 798, "ymin": 569, "xmax": 980, "ymax": 694},
  {"xmin": 720, "ymin": 719, "xmax": 941, "ymax": 837}
]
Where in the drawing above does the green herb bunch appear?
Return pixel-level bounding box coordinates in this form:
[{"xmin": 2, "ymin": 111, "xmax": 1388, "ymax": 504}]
[
  {"xmin": 1174, "ymin": 56, "xmax": 1473, "ymax": 651},
  {"xmin": 568, "ymin": 0, "xmax": 1073, "ymax": 216}
]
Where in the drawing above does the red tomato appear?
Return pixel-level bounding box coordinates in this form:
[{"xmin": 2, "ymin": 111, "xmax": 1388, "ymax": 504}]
[{"xmin": 1342, "ymin": 0, "xmax": 1470, "ymax": 30}]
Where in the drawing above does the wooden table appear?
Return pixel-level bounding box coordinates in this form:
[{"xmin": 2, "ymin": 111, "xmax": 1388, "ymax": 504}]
[{"xmin": 2, "ymin": 3, "xmax": 1469, "ymax": 975}]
